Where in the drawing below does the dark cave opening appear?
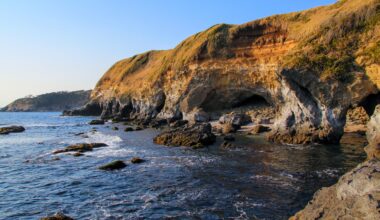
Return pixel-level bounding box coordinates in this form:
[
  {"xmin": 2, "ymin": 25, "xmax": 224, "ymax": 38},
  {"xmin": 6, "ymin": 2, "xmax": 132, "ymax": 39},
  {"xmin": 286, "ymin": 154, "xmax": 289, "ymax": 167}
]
[
  {"xmin": 232, "ymin": 94, "xmax": 270, "ymax": 108},
  {"xmin": 199, "ymin": 90, "xmax": 271, "ymax": 113},
  {"xmin": 358, "ymin": 92, "xmax": 380, "ymax": 116}
]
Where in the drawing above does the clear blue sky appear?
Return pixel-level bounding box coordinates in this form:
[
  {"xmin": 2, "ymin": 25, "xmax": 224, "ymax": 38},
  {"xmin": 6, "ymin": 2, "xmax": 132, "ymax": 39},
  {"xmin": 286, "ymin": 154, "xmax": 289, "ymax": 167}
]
[{"xmin": 0, "ymin": 0, "xmax": 336, "ymax": 107}]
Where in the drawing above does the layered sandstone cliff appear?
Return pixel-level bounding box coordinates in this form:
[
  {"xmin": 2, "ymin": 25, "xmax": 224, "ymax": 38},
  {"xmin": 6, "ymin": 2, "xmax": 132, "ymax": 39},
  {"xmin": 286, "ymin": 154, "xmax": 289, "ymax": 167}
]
[
  {"xmin": 68, "ymin": 0, "xmax": 380, "ymax": 144},
  {"xmin": 2, "ymin": 90, "xmax": 91, "ymax": 112}
]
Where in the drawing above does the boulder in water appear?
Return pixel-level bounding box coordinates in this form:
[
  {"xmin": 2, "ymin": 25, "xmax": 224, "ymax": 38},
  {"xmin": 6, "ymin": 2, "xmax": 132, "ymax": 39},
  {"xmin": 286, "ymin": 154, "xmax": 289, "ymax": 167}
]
[
  {"xmin": 40, "ymin": 212, "xmax": 74, "ymax": 220},
  {"xmin": 53, "ymin": 143, "xmax": 108, "ymax": 154},
  {"xmin": 131, "ymin": 157, "xmax": 145, "ymax": 164},
  {"xmin": 89, "ymin": 119, "xmax": 104, "ymax": 125},
  {"xmin": 153, "ymin": 123, "xmax": 216, "ymax": 148},
  {"xmin": 0, "ymin": 126, "xmax": 25, "ymax": 135},
  {"xmin": 124, "ymin": 127, "xmax": 134, "ymax": 132},
  {"xmin": 98, "ymin": 160, "xmax": 127, "ymax": 170}
]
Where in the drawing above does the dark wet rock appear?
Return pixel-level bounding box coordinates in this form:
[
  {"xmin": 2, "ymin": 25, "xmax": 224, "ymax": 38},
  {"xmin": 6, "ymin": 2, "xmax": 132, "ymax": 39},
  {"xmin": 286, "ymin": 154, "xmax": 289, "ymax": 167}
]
[
  {"xmin": 149, "ymin": 119, "xmax": 167, "ymax": 128},
  {"xmin": 62, "ymin": 101, "xmax": 102, "ymax": 116},
  {"xmin": 40, "ymin": 212, "xmax": 74, "ymax": 220},
  {"xmin": 112, "ymin": 126, "xmax": 119, "ymax": 131},
  {"xmin": 72, "ymin": 152, "xmax": 84, "ymax": 157},
  {"xmin": 223, "ymin": 135, "xmax": 235, "ymax": 141},
  {"xmin": 0, "ymin": 126, "xmax": 25, "ymax": 135},
  {"xmin": 98, "ymin": 160, "xmax": 127, "ymax": 170},
  {"xmin": 221, "ymin": 141, "xmax": 234, "ymax": 148},
  {"xmin": 52, "ymin": 157, "xmax": 61, "ymax": 161},
  {"xmin": 250, "ymin": 125, "xmax": 271, "ymax": 134},
  {"xmin": 169, "ymin": 120, "xmax": 188, "ymax": 128},
  {"xmin": 153, "ymin": 123, "xmax": 216, "ymax": 148},
  {"xmin": 89, "ymin": 119, "xmax": 104, "ymax": 125},
  {"xmin": 53, "ymin": 143, "xmax": 108, "ymax": 154},
  {"xmin": 111, "ymin": 117, "xmax": 129, "ymax": 123},
  {"xmin": 131, "ymin": 157, "xmax": 145, "ymax": 164},
  {"xmin": 74, "ymin": 132, "xmax": 85, "ymax": 136},
  {"xmin": 124, "ymin": 127, "xmax": 134, "ymax": 132}
]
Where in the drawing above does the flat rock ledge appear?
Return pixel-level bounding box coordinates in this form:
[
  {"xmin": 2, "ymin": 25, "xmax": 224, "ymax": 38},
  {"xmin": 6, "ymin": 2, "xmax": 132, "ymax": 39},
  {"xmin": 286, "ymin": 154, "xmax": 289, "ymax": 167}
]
[
  {"xmin": 0, "ymin": 126, "xmax": 25, "ymax": 135},
  {"xmin": 53, "ymin": 143, "xmax": 108, "ymax": 154},
  {"xmin": 153, "ymin": 123, "xmax": 216, "ymax": 148}
]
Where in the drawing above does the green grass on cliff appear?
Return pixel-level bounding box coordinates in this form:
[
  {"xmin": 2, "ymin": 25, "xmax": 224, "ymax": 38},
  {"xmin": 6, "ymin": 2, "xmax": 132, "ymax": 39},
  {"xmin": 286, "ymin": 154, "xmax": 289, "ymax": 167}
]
[{"xmin": 287, "ymin": 0, "xmax": 380, "ymax": 83}]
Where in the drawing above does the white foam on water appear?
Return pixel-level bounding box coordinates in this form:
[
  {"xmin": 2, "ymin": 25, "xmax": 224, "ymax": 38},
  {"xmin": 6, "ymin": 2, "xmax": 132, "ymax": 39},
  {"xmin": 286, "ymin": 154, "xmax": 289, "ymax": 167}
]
[
  {"xmin": 250, "ymin": 174, "xmax": 299, "ymax": 190},
  {"xmin": 315, "ymin": 168, "xmax": 341, "ymax": 178},
  {"xmin": 25, "ymin": 123, "xmax": 86, "ymax": 128},
  {"xmin": 83, "ymin": 131, "xmax": 131, "ymax": 157},
  {"xmin": 146, "ymin": 155, "xmax": 219, "ymax": 168}
]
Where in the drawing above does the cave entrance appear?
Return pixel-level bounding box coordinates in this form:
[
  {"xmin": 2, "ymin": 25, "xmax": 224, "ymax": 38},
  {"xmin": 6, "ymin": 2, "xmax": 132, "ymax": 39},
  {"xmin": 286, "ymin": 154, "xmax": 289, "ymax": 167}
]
[
  {"xmin": 199, "ymin": 90, "xmax": 274, "ymax": 121},
  {"xmin": 200, "ymin": 90, "xmax": 271, "ymax": 113},
  {"xmin": 232, "ymin": 94, "xmax": 270, "ymax": 109},
  {"xmin": 358, "ymin": 92, "xmax": 380, "ymax": 116},
  {"xmin": 341, "ymin": 92, "xmax": 380, "ymax": 146}
]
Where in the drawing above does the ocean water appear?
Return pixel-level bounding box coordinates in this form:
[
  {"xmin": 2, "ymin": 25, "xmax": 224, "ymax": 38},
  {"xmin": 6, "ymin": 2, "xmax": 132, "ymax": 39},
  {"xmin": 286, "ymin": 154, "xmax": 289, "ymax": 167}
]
[{"xmin": 0, "ymin": 112, "xmax": 366, "ymax": 220}]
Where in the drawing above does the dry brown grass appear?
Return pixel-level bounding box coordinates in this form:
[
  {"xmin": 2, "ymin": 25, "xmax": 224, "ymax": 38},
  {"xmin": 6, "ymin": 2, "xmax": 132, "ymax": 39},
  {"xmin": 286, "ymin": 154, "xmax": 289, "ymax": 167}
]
[{"xmin": 92, "ymin": 0, "xmax": 380, "ymax": 99}]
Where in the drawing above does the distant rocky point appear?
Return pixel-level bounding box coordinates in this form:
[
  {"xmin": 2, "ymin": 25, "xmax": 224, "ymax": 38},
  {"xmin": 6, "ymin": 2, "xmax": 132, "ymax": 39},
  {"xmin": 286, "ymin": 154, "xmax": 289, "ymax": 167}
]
[{"xmin": 1, "ymin": 90, "xmax": 91, "ymax": 112}]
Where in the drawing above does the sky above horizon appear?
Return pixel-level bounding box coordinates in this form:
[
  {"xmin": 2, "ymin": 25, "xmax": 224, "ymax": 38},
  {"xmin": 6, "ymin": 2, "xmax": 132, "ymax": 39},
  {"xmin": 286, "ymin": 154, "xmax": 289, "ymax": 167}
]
[{"xmin": 0, "ymin": 0, "xmax": 336, "ymax": 107}]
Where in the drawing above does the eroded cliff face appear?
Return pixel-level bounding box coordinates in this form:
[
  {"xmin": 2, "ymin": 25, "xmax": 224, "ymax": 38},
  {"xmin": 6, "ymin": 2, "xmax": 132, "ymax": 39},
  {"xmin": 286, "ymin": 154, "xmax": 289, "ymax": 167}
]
[{"xmin": 70, "ymin": 0, "xmax": 380, "ymax": 144}]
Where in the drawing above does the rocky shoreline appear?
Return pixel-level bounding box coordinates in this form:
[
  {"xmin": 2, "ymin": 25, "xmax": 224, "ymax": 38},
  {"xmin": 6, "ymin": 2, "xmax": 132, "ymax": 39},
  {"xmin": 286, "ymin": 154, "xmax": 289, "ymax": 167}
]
[
  {"xmin": 291, "ymin": 105, "xmax": 380, "ymax": 219},
  {"xmin": 58, "ymin": 0, "xmax": 380, "ymax": 218}
]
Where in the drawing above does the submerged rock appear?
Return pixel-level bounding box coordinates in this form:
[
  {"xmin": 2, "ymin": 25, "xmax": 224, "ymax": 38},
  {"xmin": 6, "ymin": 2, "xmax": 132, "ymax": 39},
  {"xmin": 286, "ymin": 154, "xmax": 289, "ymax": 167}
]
[
  {"xmin": 0, "ymin": 126, "xmax": 25, "ymax": 135},
  {"xmin": 98, "ymin": 160, "xmax": 127, "ymax": 170},
  {"xmin": 124, "ymin": 127, "xmax": 134, "ymax": 132},
  {"xmin": 89, "ymin": 119, "xmax": 104, "ymax": 125},
  {"xmin": 112, "ymin": 126, "xmax": 119, "ymax": 130},
  {"xmin": 131, "ymin": 157, "xmax": 145, "ymax": 164},
  {"xmin": 53, "ymin": 143, "xmax": 108, "ymax": 154},
  {"xmin": 72, "ymin": 152, "xmax": 84, "ymax": 157},
  {"xmin": 40, "ymin": 212, "xmax": 74, "ymax": 220},
  {"xmin": 153, "ymin": 123, "xmax": 216, "ymax": 148}
]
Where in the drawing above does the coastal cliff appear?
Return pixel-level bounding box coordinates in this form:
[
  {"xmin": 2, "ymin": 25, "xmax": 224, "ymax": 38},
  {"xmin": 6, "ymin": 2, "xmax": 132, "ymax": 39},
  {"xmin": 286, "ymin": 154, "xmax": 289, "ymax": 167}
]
[
  {"xmin": 67, "ymin": 0, "xmax": 380, "ymax": 145},
  {"xmin": 1, "ymin": 90, "xmax": 91, "ymax": 112}
]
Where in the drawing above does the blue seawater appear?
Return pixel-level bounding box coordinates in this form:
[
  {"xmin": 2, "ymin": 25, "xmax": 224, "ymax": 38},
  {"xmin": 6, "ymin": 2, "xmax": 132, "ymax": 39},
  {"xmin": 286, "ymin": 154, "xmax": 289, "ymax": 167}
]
[{"xmin": 0, "ymin": 112, "xmax": 366, "ymax": 219}]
